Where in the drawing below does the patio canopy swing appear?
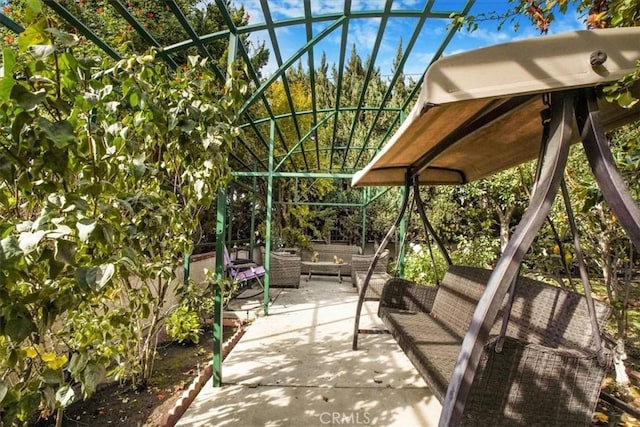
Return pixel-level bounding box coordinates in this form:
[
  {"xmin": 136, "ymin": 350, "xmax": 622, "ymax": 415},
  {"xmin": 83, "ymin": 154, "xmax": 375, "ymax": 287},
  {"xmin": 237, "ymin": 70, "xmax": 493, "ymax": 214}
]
[{"xmin": 351, "ymin": 27, "xmax": 640, "ymax": 426}]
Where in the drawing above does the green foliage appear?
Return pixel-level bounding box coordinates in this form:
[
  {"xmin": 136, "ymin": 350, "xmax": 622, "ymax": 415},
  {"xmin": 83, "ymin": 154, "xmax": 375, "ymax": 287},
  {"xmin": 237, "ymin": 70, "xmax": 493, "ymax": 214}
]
[
  {"xmin": 281, "ymin": 226, "xmax": 312, "ymax": 250},
  {"xmin": 0, "ymin": 1, "xmax": 246, "ymax": 423},
  {"xmin": 603, "ymin": 60, "xmax": 640, "ymax": 108},
  {"xmin": 403, "ymin": 242, "xmax": 449, "ymax": 285},
  {"xmin": 450, "ymin": 235, "xmax": 501, "ymax": 268},
  {"xmin": 165, "ymin": 305, "xmax": 202, "ymax": 345}
]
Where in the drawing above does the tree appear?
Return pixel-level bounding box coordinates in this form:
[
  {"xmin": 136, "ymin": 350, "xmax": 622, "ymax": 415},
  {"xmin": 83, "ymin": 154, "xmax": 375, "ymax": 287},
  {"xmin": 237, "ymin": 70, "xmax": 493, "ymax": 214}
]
[{"xmin": 0, "ymin": 1, "xmax": 246, "ymax": 424}]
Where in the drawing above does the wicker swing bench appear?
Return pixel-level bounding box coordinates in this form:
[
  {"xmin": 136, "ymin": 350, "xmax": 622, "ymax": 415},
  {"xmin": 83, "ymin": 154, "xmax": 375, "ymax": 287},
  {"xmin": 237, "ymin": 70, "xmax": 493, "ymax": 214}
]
[
  {"xmin": 351, "ymin": 27, "xmax": 640, "ymax": 426},
  {"xmin": 379, "ymin": 266, "xmax": 612, "ymax": 425}
]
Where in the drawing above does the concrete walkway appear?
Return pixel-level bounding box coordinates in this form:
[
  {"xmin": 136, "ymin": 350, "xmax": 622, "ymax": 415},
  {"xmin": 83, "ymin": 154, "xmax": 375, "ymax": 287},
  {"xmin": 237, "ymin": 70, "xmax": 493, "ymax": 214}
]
[{"xmin": 176, "ymin": 276, "xmax": 441, "ymax": 427}]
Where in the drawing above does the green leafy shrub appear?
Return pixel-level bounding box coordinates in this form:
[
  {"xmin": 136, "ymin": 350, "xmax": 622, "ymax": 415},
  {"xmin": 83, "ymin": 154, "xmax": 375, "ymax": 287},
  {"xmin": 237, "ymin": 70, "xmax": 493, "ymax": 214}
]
[
  {"xmin": 451, "ymin": 235, "xmax": 500, "ymax": 268},
  {"xmin": 0, "ymin": 1, "xmax": 246, "ymax": 423},
  {"xmin": 165, "ymin": 306, "xmax": 202, "ymax": 345},
  {"xmin": 403, "ymin": 243, "xmax": 449, "ymax": 285},
  {"xmin": 282, "ymin": 226, "xmax": 312, "ymax": 250}
]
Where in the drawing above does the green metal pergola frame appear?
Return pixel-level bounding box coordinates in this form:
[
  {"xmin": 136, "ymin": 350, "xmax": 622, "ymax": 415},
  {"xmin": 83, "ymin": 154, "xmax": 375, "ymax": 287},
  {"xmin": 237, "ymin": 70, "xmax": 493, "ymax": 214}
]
[{"xmin": 1, "ymin": 0, "xmax": 476, "ymax": 387}]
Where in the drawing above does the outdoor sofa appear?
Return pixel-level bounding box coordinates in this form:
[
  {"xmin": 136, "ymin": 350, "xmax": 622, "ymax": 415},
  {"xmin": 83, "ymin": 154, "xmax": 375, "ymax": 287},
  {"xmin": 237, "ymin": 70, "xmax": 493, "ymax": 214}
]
[{"xmin": 299, "ymin": 243, "xmax": 361, "ymax": 277}]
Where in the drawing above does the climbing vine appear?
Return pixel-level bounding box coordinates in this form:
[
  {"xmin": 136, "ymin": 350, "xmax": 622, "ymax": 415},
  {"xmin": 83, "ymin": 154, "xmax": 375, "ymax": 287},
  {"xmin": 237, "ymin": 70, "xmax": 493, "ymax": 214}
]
[{"xmin": 0, "ymin": 0, "xmax": 245, "ymax": 424}]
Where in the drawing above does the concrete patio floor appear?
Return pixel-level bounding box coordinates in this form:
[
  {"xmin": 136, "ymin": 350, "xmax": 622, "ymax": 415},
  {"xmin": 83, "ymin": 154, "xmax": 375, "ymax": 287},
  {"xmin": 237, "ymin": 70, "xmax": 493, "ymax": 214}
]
[{"xmin": 176, "ymin": 275, "xmax": 442, "ymax": 427}]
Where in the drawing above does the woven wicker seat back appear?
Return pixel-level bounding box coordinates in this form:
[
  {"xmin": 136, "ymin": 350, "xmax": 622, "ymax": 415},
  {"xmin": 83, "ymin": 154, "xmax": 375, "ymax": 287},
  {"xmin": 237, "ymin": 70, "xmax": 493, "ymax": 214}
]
[
  {"xmin": 430, "ymin": 266, "xmax": 612, "ymax": 350},
  {"xmin": 430, "ymin": 266, "xmax": 493, "ymax": 338},
  {"xmin": 379, "ymin": 265, "xmax": 613, "ymax": 425},
  {"xmin": 350, "ymin": 249, "xmax": 390, "ymax": 283},
  {"xmin": 506, "ymin": 274, "xmax": 611, "ymax": 351}
]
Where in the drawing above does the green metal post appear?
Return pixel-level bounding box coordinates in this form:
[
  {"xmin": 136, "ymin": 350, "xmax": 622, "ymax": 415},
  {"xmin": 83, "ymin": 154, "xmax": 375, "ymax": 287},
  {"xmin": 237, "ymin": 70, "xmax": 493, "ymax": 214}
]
[
  {"xmin": 250, "ymin": 167, "xmax": 257, "ymax": 260},
  {"xmin": 263, "ymin": 119, "xmax": 275, "ymax": 315},
  {"xmin": 183, "ymin": 252, "xmax": 191, "ymax": 285},
  {"xmin": 212, "ymin": 188, "xmax": 226, "ymax": 387},
  {"xmin": 210, "ymin": 30, "xmax": 240, "ymax": 388},
  {"xmin": 227, "ymin": 193, "xmax": 233, "ymax": 246}
]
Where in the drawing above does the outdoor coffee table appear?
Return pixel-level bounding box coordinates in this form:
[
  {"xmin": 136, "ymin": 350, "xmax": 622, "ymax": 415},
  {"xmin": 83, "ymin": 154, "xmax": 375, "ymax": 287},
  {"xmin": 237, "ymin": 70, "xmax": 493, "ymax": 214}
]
[{"xmin": 301, "ymin": 261, "xmax": 350, "ymax": 283}]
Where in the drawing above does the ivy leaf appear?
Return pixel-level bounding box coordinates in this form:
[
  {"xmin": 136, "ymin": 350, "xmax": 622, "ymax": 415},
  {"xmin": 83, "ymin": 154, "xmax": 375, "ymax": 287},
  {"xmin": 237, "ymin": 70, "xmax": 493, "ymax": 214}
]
[
  {"xmin": 5, "ymin": 315, "xmax": 36, "ymax": 343},
  {"xmin": 29, "ymin": 75, "xmax": 55, "ymax": 86},
  {"xmin": 76, "ymin": 219, "xmax": 96, "ymax": 242},
  {"xmin": 10, "ymin": 85, "xmax": 45, "ymax": 111},
  {"xmin": 45, "ymin": 28, "xmax": 79, "ymax": 48},
  {"xmin": 18, "ymin": 230, "xmax": 46, "ymax": 254},
  {"xmin": 130, "ymin": 91, "xmax": 139, "ymax": 107},
  {"xmin": 0, "ymin": 236, "xmax": 22, "ymax": 262},
  {"xmin": 2, "ymin": 48, "xmax": 16, "ymax": 75},
  {"xmin": 80, "ymin": 263, "xmax": 115, "ymax": 291},
  {"xmin": 54, "ymin": 239, "xmax": 75, "ymax": 265},
  {"xmin": 93, "ymin": 263, "xmax": 115, "ymax": 290},
  {"xmin": 42, "ymin": 368, "xmax": 61, "ymax": 384},
  {"xmin": 0, "ymin": 49, "xmax": 16, "ymax": 102},
  {"xmin": 35, "ymin": 118, "xmax": 75, "ymax": 148},
  {"xmin": 617, "ymin": 90, "xmax": 639, "ymax": 109},
  {"xmin": 132, "ymin": 155, "xmax": 146, "ymax": 179},
  {"xmin": 82, "ymin": 362, "xmax": 106, "ymax": 398},
  {"xmin": 0, "ymin": 77, "xmax": 15, "ymax": 103},
  {"xmin": 18, "ymin": 18, "xmax": 48, "ymax": 51},
  {"xmin": 55, "ymin": 385, "xmax": 75, "ymax": 407},
  {"xmin": 24, "ymin": 346, "xmax": 38, "ymax": 358},
  {"xmin": 27, "ymin": 0, "xmax": 43, "ymax": 14},
  {"xmin": 68, "ymin": 352, "xmax": 88, "ymax": 376},
  {"xmin": 42, "ymin": 353, "xmax": 67, "ymax": 370},
  {"xmin": 11, "ymin": 111, "xmax": 32, "ymax": 144}
]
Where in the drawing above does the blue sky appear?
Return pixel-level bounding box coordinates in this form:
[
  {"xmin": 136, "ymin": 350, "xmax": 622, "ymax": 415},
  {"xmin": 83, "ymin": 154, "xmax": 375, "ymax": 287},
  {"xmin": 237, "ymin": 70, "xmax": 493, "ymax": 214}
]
[{"xmin": 238, "ymin": 0, "xmax": 586, "ymax": 79}]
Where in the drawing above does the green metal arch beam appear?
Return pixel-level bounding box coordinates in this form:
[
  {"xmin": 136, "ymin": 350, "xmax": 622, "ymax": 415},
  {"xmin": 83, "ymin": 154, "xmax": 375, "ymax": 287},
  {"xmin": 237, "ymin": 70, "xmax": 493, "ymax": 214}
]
[
  {"xmin": 275, "ymin": 112, "xmax": 335, "ymax": 172},
  {"xmin": 304, "ymin": 0, "xmax": 319, "ymax": 152},
  {"xmin": 216, "ymin": 0, "xmax": 298, "ymax": 172},
  {"xmin": 238, "ymin": 106, "xmax": 402, "ymax": 128},
  {"xmin": 42, "ymin": 0, "xmax": 121, "ymax": 60},
  {"xmin": 109, "ymin": 0, "xmax": 179, "ymax": 70},
  {"xmin": 0, "ymin": 13, "xmax": 23, "ymax": 33},
  {"xmin": 330, "ymin": 1, "xmax": 351, "ymax": 171},
  {"xmin": 260, "ymin": 0, "xmax": 309, "ymax": 170},
  {"xmin": 338, "ymin": 0, "xmax": 392, "ymax": 170},
  {"xmin": 236, "ymin": 15, "xmax": 346, "ymax": 118},
  {"xmin": 354, "ymin": 0, "xmax": 475, "ymax": 167}
]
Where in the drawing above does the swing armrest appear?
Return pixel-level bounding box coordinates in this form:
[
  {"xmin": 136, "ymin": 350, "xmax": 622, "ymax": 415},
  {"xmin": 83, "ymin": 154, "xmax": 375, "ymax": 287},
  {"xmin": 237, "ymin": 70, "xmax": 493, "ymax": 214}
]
[{"xmin": 379, "ymin": 278, "xmax": 438, "ymax": 314}]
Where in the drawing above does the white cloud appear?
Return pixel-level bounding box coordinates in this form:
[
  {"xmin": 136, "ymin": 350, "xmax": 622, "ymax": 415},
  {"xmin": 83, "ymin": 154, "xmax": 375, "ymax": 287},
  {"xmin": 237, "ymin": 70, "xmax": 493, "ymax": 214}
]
[
  {"xmin": 350, "ymin": 0, "xmax": 387, "ymax": 12},
  {"xmin": 264, "ymin": 0, "xmax": 305, "ymax": 19},
  {"xmin": 402, "ymin": 50, "xmax": 436, "ymax": 77},
  {"xmin": 349, "ymin": 17, "xmax": 382, "ymax": 49},
  {"xmin": 464, "ymin": 27, "xmax": 512, "ymax": 45},
  {"xmin": 241, "ymin": 0, "xmax": 265, "ymax": 25},
  {"xmin": 397, "ymin": 0, "xmax": 422, "ymax": 7}
]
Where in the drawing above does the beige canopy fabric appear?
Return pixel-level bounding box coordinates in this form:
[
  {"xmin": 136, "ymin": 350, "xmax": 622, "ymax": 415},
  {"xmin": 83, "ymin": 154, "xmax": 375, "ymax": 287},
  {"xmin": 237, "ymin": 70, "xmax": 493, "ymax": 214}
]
[{"xmin": 352, "ymin": 27, "xmax": 640, "ymax": 187}]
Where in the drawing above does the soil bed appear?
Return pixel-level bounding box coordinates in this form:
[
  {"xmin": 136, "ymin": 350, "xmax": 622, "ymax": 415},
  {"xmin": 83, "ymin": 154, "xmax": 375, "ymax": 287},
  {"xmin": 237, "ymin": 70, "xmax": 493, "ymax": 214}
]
[{"xmin": 33, "ymin": 327, "xmax": 236, "ymax": 427}]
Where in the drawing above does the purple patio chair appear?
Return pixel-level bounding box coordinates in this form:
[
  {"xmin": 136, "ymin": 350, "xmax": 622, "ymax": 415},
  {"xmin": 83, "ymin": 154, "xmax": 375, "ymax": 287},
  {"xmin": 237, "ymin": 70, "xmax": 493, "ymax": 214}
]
[{"xmin": 223, "ymin": 246, "xmax": 265, "ymax": 288}]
